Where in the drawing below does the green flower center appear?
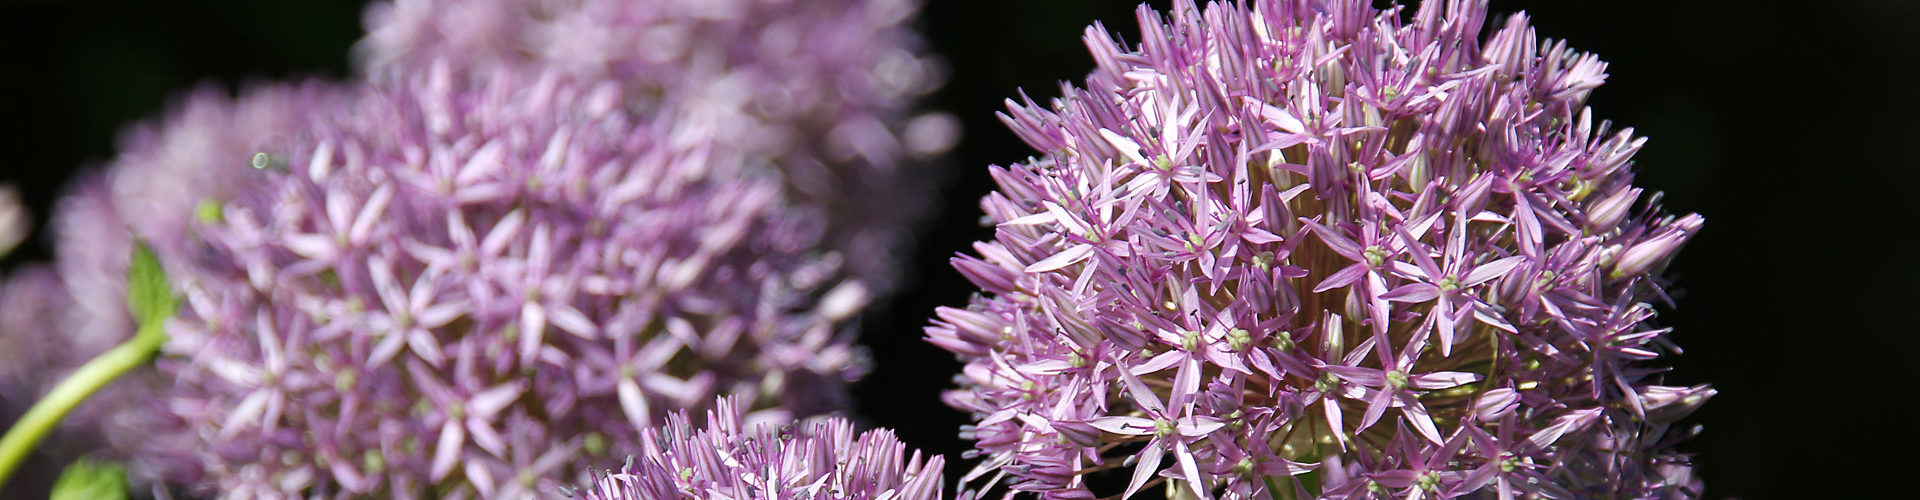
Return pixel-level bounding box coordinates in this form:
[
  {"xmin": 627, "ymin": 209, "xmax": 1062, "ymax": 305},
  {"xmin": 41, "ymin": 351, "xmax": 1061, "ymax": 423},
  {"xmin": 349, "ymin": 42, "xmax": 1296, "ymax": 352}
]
[
  {"xmin": 1386, "ymin": 370, "xmax": 1409, "ymax": 390},
  {"xmin": 1363, "ymin": 245, "xmax": 1389, "ymax": 267}
]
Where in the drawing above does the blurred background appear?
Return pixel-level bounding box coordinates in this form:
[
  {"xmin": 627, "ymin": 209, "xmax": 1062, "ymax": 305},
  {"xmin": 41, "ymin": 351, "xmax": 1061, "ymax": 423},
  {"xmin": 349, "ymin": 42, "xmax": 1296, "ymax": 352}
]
[{"xmin": 3, "ymin": 0, "xmax": 1914, "ymax": 498}]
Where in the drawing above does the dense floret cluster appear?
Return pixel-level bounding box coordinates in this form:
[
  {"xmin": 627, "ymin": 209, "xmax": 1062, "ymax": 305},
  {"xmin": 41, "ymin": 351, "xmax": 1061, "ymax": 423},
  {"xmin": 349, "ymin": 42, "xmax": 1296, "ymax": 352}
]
[
  {"xmin": 145, "ymin": 64, "xmax": 870, "ymax": 496},
  {"xmin": 359, "ymin": 0, "xmax": 954, "ymax": 290},
  {"xmin": 927, "ymin": 1, "xmax": 1708, "ymax": 498},
  {"xmin": 573, "ymin": 397, "xmax": 943, "ymax": 500}
]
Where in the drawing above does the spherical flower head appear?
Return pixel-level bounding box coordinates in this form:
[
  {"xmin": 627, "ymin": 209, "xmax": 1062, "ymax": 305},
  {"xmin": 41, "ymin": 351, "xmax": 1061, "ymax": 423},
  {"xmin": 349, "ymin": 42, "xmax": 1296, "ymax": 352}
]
[
  {"xmin": 149, "ymin": 63, "xmax": 870, "ymax": 497},
  {"xmin": 926, "ymin": 1, "xmax": 1709, "ymax": 498},
  {"xmin": 356, "ymin": 0, "xmax": 957, "ymax": 292},
  {"xmin": 573, "ymin": 397, "xmax": 945, "ymax": 500}
]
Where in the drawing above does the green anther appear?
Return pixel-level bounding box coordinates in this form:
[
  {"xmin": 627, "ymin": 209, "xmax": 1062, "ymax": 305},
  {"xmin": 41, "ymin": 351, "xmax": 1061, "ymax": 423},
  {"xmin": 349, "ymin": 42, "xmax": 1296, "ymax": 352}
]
[
  {"xmin": 1499, "ymin": 454, "xmax": 1519, "ymax": 473},
  {"xmin": 1382, "ymin": 86, "xmax": 1400, "ymax": 100},
  {"xmin": 585, "ymin": 433, "xmax": 607, "ymax": 456},
  {"xmin": 363, "ymin": 450, "xmax": 385, "ymax": 474},
  {"xmin": 1187, "ymin": 232, "xmax": 1206, "ymax": 249},
  {"xmin": 1566, "ymin": 177, "xmax": 1596, "ymax": 202},
  {"xmin": 1273, "ymin": 330, "xmax": 1295, "ymax": 352},
  {"xmin": 447, "ymin": 401, "xmax": 466, "ymax": 420},
  {"xmin": 1227, "ymin": 409, "xmax": 1245, "ymax": 431},
  {"xmin": 251, "ymin": 152, "xmax": 272, "ymax": 170},
  {"xmin": 1417, "ymin": 470, "xmax": 1440, "ymax": 491},
  {"xmin": 1020, "ymin": 380, "xmax": 1037, "ymax": 399},
  {"xmin": 1153, "ymin": 156, "xmax": 1174, "ymax": 171},
  {"xmin": 1521, "ymin": 359, "xmax": 1541, "ymax": 371},
  {"xmin": 1438, "ymin": 276, "xmax": 1460, "ymax": 292},
  {"xmin": 1068, "ymin": 352, "xmax": 1087, "ymax": 368},
  {"xmin": 1227, "ymin": 328, "xmax": 1252, "ymax": 351},
  {"xmin": 1235, "ymin": 457, "xmax": 1256, "ymax": 476},
  {"xmin": 1386, "ymin": 370, "xmax": 1409, "ymax": 390},
  {"xmin": 1316, "ymin": 372, "xmax": 1341, "ymax": 393},
  {"xmin": 680, "ymin": 467, "xmax": 695, "ymax": 480},
  {"xmin": 1252, "ymin": 252, "xmax": 1275, "ymax": 271},
  {"xmin": 1181, "ymin": 330, "xmax": 1202, "ymax": 352},
  {"xmin": 195, "ymin": 199, "xmax": 224, "ymax": 225},
  {"xmin": 1367, "ymin": 480, "xmax": 1387, "ymax": 494},
  {"xmin": 1153, "ymin": 419, "xmax": 1176, "ymax": 438},
  {"xmin": 520, "ymin": 469, "xmax": 537, "ymax": 487},
  {"xmin": 1363, "ymin": 245, "xmax": 1389, "ymax": 267}
]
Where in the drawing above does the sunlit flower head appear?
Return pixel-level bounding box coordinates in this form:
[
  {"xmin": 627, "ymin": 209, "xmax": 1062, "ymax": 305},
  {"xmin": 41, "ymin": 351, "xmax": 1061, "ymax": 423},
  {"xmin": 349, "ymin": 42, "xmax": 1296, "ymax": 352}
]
[{"xmin": 927, "ymin": 1, "xmax": 1708, "ymax": 498}]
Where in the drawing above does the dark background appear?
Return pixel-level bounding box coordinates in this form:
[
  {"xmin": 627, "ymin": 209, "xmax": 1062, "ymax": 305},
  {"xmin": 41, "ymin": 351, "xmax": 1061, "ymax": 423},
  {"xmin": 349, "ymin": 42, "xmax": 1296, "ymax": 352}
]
[{"xmin": 3, "ymin": 0, "xmax": 1914, "ymax": 498}]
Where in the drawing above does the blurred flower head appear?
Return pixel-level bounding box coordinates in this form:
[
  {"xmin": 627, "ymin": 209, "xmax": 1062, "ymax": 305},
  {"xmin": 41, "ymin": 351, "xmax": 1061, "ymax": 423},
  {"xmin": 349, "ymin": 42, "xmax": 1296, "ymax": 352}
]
[
  {"xmin": 358, "ymin": 0, "xmax": 956, "ymax": 291},
  {"xmin": 574, "ymin": 397, "xmax": 944, "ymax": 500},
  {"xmin": 0, "ymin": 83, "xmax": 344, "ymax": 474},
  {"xmin": 140, "ymin": 62, "xmax": 871, "ymax": 497},
  {"xmin": 927, "ymin": 0, "xmax": 1707, "ymax": 498},
  {"xmin": 0, "ymin": 185, "xmax": 25, "ymax": 259}
]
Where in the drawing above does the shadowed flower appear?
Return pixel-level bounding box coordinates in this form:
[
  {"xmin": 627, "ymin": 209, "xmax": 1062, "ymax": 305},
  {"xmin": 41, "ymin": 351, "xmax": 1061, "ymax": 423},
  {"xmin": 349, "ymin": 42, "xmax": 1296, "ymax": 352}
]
[
  {"xmin": 926, "ymin": 1, "xmax": 1708, "ymax": 498},
  {"xmin": 356, "ymin": 0, "xmax": 955, "ymax": 292},
  {"xmin": 572, "ymin": 397, "xmax": 944, "ymax": 500},
  {"xmin": 134, "ymin": 63, "xmax": 870, "ymax": 497},
  {"xmin": 0, "ymin": 186, "xmax": 24, "ymax": 259}
]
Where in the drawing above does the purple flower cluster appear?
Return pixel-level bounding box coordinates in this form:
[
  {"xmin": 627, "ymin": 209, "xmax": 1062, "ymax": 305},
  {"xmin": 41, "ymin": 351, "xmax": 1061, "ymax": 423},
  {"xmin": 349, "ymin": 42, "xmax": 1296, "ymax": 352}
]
[
  {"xmin": 573, "ymin": 397, "xmax": 944, "ymax": 500},
  {"xmin": 358, "ymin": 0, "xmax": 955, "ymax": 291},
  {"xmin": 927, "ymin": 1, "xmax": 1709, "ymax": 498},
  {"xmin": 144, "ymin": 62, "xmax": 872, "ymax": 496}
]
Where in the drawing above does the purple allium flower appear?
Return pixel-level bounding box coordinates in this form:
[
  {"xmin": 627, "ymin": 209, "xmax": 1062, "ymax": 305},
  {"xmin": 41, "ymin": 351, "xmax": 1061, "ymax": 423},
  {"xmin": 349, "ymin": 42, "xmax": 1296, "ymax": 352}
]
[
  {"xmin": 356, "ymin": 0, "xmax": 956, "ymax": 292},
  {"xmin": 573, "ymin": 397, "xmax": 944, "ymax": 500},
  {"xmin": 143, "ymin": 62, "xmax": 870, "ymax": 497},
  {"xmin": 926, "ymin": 1, "xmax": 1709, "ymax": 498}
]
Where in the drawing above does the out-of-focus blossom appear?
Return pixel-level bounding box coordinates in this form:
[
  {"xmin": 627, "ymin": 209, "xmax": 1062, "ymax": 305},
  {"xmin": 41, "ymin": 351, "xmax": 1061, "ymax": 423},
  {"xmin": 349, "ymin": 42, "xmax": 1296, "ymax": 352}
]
[
  {"xmin": 926, "ymin": 1, "xmax": 1708, "ymax": 498},
  {"xmin": 572, "ymin": 397, "xmax": 944, "ymax": 500},
  {"xmin": 142, "ymin": 62, "xmax": 868, "ymax": 497},
  {"xmin": 0, "ymin": 84, "xmax": 342, "ymax": 474},
  {"xmin": 53, "ymin": 83, "xmax": 344, "ymax": 358},
  {"xmin": 357, "ymin": 0, "xmax": 954, "ymax": 291},
  {"xmin": 0, "ymin": 186, "xmax": 25, "ymax": 259}
]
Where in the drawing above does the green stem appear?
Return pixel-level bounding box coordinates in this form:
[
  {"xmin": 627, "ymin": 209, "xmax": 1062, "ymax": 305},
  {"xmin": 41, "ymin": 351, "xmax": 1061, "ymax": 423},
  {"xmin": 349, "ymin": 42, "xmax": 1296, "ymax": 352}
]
[{"xmin": 0, "ymin": 323, "xmax": 165, "ymax": 490}]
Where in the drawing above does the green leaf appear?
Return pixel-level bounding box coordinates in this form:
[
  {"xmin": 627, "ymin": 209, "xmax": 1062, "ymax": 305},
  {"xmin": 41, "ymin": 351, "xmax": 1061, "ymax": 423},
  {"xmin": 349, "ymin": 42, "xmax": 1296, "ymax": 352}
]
[
  {"xmin": 124, "ymin": 242, "xmax": 178, "ymax": 330},
  {"xmin": 50, "ymin": 458, "xmax": 129, "ymax": 500}
]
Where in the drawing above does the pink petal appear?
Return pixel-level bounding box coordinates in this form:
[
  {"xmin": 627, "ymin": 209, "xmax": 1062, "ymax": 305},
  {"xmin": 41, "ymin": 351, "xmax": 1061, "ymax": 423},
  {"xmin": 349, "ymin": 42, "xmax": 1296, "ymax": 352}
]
[
  {"xmin": 1463, "ymin": 256, "xmax": 1525, "ymax": 287},
  {"xmin": 430, "ymin": 419, "xmax": 464, "ymax": 481},
  {"xmin": 1381, "ymin": 283, "xmax": 1440, "ymax": 303},
  {"xmin": 1026, "ymin": 243, "xmax": 1095, "ymax": 273}
]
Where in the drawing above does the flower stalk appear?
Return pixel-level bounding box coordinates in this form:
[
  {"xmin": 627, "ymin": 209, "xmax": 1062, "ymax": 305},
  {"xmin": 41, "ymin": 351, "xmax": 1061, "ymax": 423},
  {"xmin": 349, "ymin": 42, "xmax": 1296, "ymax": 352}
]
[{"xmin": 0, "ymin": 244, "xmax": 173, "ymax": 491}]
